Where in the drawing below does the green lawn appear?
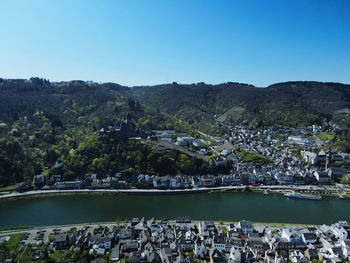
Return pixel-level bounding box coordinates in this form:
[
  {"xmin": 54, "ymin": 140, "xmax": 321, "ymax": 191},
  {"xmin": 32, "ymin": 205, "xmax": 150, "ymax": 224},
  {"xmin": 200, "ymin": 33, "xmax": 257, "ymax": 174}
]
[
  {"xmin": 18, "ymin": 248, "xmax": 45, "ymax": 263},
  {"xmin": 6, "ymin": 233, "xmax": 25, "ymax": 249},
  {"xmin": 50, "ymin": 250, "xmax": 68, "ymax": 262},
  {"xmin": 219, "ymin": 226, "xmax": 228, "ymax": 233},
  {"xmin": 42, "ymin": 169, "xmax": 50, "ymax": 175},
  {"xmin": 317, "ymin": 133, "xmax": 335, "ymax": 142},
  {"xmin": 0, "ymin": 185, "xmax": 16, "ymax": 191},
  {"xmin": 242, "ymin": 152, "xmax": 272, "ymax": 164}
]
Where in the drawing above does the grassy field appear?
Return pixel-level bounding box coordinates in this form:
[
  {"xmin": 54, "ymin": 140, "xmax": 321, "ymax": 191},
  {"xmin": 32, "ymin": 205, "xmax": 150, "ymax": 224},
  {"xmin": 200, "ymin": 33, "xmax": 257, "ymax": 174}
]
[
  {"xmin": 241, "ymin": 152, "xmax": 272, "ymax": 164},
  {"xmin": 50, "ymin": 250, "xmax": 68, "ymax": 261},
  {"xmin": 218, "ymin": 226, "xmax": 228, "ymax": 233},
  {"xmin": 6, "ymin": 233, "xmax": 25, "ymax": 250},
  {"xmin": 18, "ymin": 248, "xmax": 45, "ymax": 263},
  {"xmin": 0, "ymin": 185, "xmax": 16, "ymax": 192},
  {"xmin": 317, "ymin": 133, "xmax": 335, "ymax": 142}
]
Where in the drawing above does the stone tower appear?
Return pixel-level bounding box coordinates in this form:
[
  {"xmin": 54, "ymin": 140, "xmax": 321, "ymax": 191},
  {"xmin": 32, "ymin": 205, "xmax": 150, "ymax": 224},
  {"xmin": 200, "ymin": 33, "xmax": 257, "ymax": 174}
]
[{"xmin": 325, "ymin": 149, "xmax": 332, "ymax": 170}]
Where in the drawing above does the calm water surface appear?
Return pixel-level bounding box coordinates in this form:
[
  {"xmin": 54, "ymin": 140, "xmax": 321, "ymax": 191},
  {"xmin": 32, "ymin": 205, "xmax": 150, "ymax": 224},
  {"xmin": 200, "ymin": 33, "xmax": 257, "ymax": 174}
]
[{"xmin": 0, "ymin": 192, "xmax": 349, "ymax": 226}]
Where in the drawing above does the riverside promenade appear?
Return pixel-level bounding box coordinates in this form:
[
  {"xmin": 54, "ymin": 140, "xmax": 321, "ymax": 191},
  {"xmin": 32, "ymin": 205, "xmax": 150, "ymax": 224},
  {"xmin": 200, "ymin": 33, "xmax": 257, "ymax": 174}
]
[{"xmin": 0, "ymin": 184, "xmax": 340, "ymax": 201}]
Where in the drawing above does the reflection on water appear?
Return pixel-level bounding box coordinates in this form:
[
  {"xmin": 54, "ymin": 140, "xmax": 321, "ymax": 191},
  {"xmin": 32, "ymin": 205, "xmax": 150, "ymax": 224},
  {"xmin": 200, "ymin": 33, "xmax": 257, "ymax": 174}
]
[{"xmin": 0, "ymin": 192, "xmax": 349, "ymax": 226}]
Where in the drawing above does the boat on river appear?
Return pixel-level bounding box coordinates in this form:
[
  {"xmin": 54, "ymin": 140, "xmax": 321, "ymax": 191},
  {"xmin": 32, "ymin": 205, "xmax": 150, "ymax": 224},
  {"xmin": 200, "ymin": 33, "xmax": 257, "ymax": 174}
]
[{"xmin": 284, "ymin": 191, "xmax": 322, "ymax": 200}]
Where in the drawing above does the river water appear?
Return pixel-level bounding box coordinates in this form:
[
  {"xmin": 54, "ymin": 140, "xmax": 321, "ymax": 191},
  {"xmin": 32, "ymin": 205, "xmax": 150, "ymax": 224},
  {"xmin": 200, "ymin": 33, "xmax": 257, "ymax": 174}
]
[{"xmin": 0, "ymin": 192, "xmax": 349, "ymax": 226}]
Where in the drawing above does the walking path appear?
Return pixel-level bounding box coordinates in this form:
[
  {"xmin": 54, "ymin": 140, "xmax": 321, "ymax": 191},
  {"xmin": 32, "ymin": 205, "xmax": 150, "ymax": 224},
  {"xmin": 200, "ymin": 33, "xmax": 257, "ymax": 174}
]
[{"xmin": 0, "ymin": 184, "xmax": 344, "ymax": 201}]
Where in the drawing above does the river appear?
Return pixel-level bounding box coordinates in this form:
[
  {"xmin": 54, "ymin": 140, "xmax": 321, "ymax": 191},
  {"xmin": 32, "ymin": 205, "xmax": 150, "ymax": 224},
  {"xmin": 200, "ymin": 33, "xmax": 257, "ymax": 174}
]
[{"xmin": 0, "ymin": 192, "xmax": 349, "ymax": 227}]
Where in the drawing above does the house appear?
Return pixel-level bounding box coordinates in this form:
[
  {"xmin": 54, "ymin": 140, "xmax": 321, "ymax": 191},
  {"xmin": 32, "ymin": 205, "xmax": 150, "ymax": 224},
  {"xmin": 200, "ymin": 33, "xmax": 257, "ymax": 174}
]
[
  {"xmin": 301, "ymin": 151, "xmax": 318, "ymax": 164},
  {"xmin": 331, "ymin": 222, "xmax": 348, "ymax": 240},
  {"xmin": 201, "ymin": 175, "xmax": 215, "ymax": 187},
  {"xmin": 153, "ymin": 130, "xmax": 176, "ymax": 143},
  {"xmin": 210, "ymin": 249, "xmax": 228, "ymax": 263},
  {"xmin": 96, "ymin": 247, "xmax": 105, "ymax": 257},
  {"xmin": 199, "ymin": 221, "xmax": 216, "ymax": 235},
  {"xmin": 221, "ymin": 175, "xmax": 240, "ymax": 186},
  {"xmin": 176, "ymin": 217, "xmax": 191, "ymax": 229},
  {"xmin": 33, "ymin": 174, "xmax": 46, "ymax": 187},
  {"xmin": 53, "ymin": 234, "xmax": 67, "ymax": 250},
  {"xmin": 178, "ymin": 238, "xmax": 194, "ymax": 252},
  {"xmin": 128, "ymin": 251, "xmax": 144, "ymax": 263},
  {"xmin": 288, "ymin": 136, "xmax": 314, "ymax": 146},
  {"xmin": 199, "ymin": 148, "xmax": 209, "ymax": 155},
  {"xmin": 274, "ymin": 173, "xmax": 293, "ymax": 185},
  {"xmin": 246, "ymin": 239, "xmax": 268, "ymax": 251},
  {"xmin": 314, "ymin": 171, "xmax": 330, "ymax": 184},
  {"xmin": 328, "ymin": 167, "xmax": 348, "ymax": 182},
  {"xmin": 194, "ymin": 238, "xmax": 207, "ymax": 259},
  {"xmin": 130, "ymin": 217, "xmax": 140, "ymax": 227},
  {"xmin": 304, "ymin": 248, "xmax": 319, "ymax": 261},
  {"xmin": 50, "ymin": 174, "xmax": 61, "ymax": 183},
  {"xmin": 212, "ymin": 157, "xmax": 224, "ymax": 167},
  {"xmin": 229, "ymin": 246, "xmax": 241, "ymax": 262},
  {"xmin": 302, "ymin": 232, "xmax": 317, "ymax": 244},
  {"xmin": 176, "ymin": 138, "xmax": 188, "ymax": 146},
  {"xmin": 238, "ymin": 220, "xmax": 253, "ymax": 235},
  {"xmin": 54, "ymin": 181, "xmax": 81, "ymax": 190},
  {"xmin": 289, "ymin": 250, "xmax": 306, "ymax": 263},
  {"xmin": 121, "ymin": 241, "xmax": 138, "ymax": 252},
  {"xmin": 212, "ymin": 234, "xmax": 227, "ymax": 252},
  {"xmin": 193, "ymin": 139, "xmax": 206, "ymax": 147},
  {"xmin": 191, "ymin": 176, "xmax": 201, "ymax": 188},
  {"xmin": 116, "ymin": 228, "xmax": 133, "ymax": 240},
  {"xmin": 281, "ymin": 228, "xmax": 302, "ymax": 242},
  {"xmin": 97, "ymin": 236, "xmax": 111, "ymax": 249},
  {"xmin": 159, "ymin": 247, "xmax": 172, "ymax": 263},
  {"xmin": 341, "ymin": 240, "xmax": 350, "ymax": 258}
]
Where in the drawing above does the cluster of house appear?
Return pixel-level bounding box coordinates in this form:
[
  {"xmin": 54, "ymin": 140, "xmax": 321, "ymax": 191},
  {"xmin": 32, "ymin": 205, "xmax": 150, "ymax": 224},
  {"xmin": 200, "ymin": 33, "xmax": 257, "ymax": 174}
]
[
  {"xmin": 214, "ymin": 125, "xmax": 350, "ymax": 185},
  {"xmin": 50, "ymin": 218, "xmax": 350, "ymax": 262},
  {"xmin": 31, "ymin": 173, "xmax": 130, "ymax": 190},
  {"xmin": 27, "ymin": 123, "xmax": 350, "ymax": 192},
  {"xmin": 30, "ymin": 160, "xmax": 349, "ymax": 192},
  {"xmin": 152, "ymin": 130, "xmax": 207, "ymax": 149}
]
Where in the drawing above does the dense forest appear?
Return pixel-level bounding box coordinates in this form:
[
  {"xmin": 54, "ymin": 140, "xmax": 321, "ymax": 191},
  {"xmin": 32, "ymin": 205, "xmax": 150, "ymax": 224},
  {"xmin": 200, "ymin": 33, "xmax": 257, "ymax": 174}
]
[
  {"xmin": 131, "ymin": 81, "xmax": 350, "ymax": 133},
  {"xmin": 0, "ymin": 78, "xmax": 350, "ymax": 187},
  {"xmin": 0, "ymin": 78, "xmax": 227, "ymax": 187}
]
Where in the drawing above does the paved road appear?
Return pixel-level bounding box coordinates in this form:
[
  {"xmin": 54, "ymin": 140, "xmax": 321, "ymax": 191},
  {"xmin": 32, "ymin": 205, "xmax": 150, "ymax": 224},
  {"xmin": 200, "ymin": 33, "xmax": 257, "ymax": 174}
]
[{"xmin": 1, "ymin": 184, "xmax": 348, "ymax": 201}]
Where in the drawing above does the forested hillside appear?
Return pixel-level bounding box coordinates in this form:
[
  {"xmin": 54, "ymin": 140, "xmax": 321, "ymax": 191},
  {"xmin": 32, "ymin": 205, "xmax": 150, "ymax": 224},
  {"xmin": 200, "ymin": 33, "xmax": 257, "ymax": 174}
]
[
  {"xmin": 0, "ymin": 78, "xmax": 215, "ymax": 187},
  {"xmin": 131, "ymin": 81, "xmax": 350, "ymax": 133},
  {"xmin": 1, "ymin": 78, "xmax": 350, "ymax": 187}
]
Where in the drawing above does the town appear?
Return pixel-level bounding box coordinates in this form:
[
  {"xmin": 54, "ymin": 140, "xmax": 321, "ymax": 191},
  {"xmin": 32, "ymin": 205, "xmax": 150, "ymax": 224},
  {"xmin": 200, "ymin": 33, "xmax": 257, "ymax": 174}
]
[
  {"xmin": 17, "ymin": 119, "xmax": 349, "ymax": 194},
  {"xmin": 1, "ymin": 218, "xmax": 350, "ymax": 262}
]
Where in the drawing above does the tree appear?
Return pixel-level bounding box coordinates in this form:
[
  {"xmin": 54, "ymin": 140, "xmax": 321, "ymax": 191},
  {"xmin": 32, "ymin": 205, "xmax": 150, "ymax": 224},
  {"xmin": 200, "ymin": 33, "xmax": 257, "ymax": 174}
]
[{"xmin": 341, "ymin": 174, "xmax": 350, "ymax": 185}]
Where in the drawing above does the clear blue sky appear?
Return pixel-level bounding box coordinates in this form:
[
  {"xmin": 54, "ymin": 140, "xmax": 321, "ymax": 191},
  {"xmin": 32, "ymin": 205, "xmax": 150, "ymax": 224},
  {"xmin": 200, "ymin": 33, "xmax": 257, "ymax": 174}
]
[{"xmin": 1, "ymin": 0, "xmax": 349, "ymax": 87}]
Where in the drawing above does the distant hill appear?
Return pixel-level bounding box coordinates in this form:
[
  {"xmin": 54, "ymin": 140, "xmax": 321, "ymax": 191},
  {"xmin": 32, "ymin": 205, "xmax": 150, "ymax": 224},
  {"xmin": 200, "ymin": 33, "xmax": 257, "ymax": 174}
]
[
  {"xmin": 0, "ymin": 78, "xmax": 200, "ymax": 186},
  {"xmin": 129, "ymin": 81, "xmax": 350, "ymax": 132}
]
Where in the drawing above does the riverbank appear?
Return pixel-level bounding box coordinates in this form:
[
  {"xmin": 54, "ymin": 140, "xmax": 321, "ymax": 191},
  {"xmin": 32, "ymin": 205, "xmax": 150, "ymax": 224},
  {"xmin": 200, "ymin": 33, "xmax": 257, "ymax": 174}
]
[
  {"xmin": 0, "ymin": 219, "xmax": 321, "ymax": 236},
  {"xmin": 0, "ymin": 184, "xmax": 349, "ymax": 201},
  {"xmin": 0, "ymin": 187, "xmax": 236, "ymax": 201}
]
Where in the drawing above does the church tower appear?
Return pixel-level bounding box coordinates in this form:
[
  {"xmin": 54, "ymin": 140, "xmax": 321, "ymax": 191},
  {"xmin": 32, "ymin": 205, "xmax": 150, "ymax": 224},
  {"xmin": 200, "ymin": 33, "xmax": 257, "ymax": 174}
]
[{"xmin": 325, "ymin": 149, "xmax": 331, "ymax": 170}]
